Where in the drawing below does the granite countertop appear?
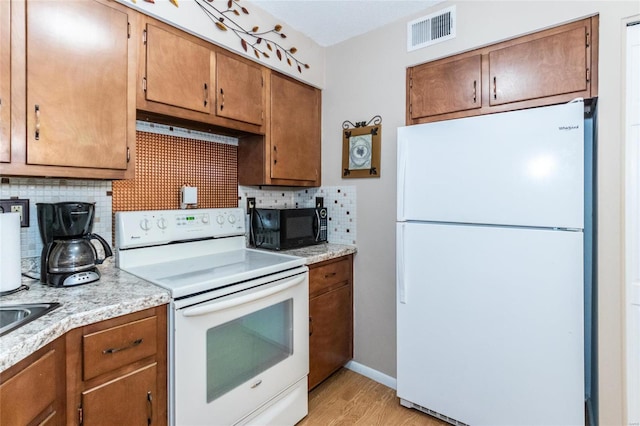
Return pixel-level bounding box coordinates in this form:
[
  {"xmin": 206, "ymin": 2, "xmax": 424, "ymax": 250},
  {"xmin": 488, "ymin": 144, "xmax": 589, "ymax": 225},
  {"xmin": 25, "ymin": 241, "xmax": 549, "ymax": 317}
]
[
  {"xmin": 0, "ymin": 258, "xmax": 170, "ymax": 373},
  {"xmin": 0, "ymin": 243, "xmax": 353, "ymax": 373},
  {"xmin": 273, "ymin": 243, "xmax": 357, "ymax": 265}
]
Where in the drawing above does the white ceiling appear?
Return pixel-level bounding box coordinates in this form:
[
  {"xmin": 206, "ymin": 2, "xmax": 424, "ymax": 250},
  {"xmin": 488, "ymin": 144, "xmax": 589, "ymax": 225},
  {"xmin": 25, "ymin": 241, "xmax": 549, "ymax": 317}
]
[{"xmin": 250, "ymin": 0, "xmax": 445, "ymax": 47}]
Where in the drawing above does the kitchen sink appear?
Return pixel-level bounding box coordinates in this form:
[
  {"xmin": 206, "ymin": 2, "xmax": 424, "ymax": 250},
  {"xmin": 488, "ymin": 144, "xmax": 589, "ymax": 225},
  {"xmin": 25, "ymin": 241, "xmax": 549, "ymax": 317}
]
[{"xmin": 0, "ymin": 303, "xmax": 61, "ymax": 337}]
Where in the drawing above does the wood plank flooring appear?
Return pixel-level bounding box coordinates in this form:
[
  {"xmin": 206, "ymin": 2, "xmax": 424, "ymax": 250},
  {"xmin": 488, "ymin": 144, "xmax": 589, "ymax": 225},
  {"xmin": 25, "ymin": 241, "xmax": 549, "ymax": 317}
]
[{"xmin": 298, "ymin": 368, "xmax": 448, "ymax": 426}]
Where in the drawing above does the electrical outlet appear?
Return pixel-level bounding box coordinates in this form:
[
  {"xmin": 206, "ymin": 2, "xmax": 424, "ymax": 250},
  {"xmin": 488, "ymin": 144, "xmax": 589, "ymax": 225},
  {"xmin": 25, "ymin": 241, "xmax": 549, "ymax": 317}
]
[
  {"xmin": 11, "ymin": 205, "xmax": 23, "ymax": 222},
  {"xmin": 0, "ymin": 199, "xmax": 30, "ymax": 227},
  {"xmin": 246, "ymin": 197, "xmax": 256, "ymax": 212}
]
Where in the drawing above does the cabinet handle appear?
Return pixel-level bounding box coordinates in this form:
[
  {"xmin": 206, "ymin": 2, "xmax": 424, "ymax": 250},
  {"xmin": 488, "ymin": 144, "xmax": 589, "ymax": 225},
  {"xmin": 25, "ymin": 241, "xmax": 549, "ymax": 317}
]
[
  {"xmin": 309, "ymin": 316, "xmax": 313, "ymax": 336},
  {"xmin": 273, "ymin": 145, "xmax": 277, "ymax": 165},
  {"xmin": 493, "ymin": 76, "xmax": 497, "ymax": 100},
  {"xmin": 219, "ymin": 88, "xmax": 224, "ymax": 111},
  {"xmin": 34, "ymin": 105, "xmax": 40, "ymax": 140},
  {"xmin": 147, "ymin": 391, "xmax": 153, "ymax": 426},
  {"xmin": 204, "ymin": 83, "xmax": 208, "ymax": 107},
  {"xmin": 102, "ymin": 338, "xmax": 143, "ymax": 354},
  {"xmin": 324, "ymin": 272, "xmax": 337, "ymax": 279},
  {"xmin": 473, "ymin": 80, "xmax": 477, "ymax": 103}
]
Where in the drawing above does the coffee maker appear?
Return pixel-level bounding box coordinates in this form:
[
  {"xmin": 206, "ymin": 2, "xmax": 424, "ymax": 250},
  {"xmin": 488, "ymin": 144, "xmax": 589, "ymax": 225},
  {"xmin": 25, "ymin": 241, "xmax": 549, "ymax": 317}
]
[{"xmin": 37, "ymin": 202, "xmax": 112, "ymax": 287}]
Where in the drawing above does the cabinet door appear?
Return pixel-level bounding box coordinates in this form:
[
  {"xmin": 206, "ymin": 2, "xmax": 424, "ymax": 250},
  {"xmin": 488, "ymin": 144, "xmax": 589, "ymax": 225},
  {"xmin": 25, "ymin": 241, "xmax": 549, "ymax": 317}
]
[
  {"xmin": 309, "ymin": 284, "xmax": 352, "ymax": 390},
  {"xmin": 489, "ymin": 24, "xmax": 589, "ymax": 106},
  {"xmin": 82, "ymin": 363, "xmax": 157, "ymax": 426},
  {"xmin": 0, "ymin": 342, "xmax": 63, "ymax": 425},
  {"xmin": 145, "ymin": 23, "xmax": 212, "ymax": 113},
  {"xmin": 270, "ymin": 73, "xmax": 321, "ymax": 184},
  {"xmin": 25, "ymin": 0, "xmax": 131, "ymax": 170},
  {"xmin": 409, "ymin": 55, "xmax": 481, "ymax": 119},
  {"xmin": 0, "ymin": 0, "xmax": 9, "ymax": 163},
  {"xmin": 216, "ymin": 52, "xmax": 264, "ymax": 125}
]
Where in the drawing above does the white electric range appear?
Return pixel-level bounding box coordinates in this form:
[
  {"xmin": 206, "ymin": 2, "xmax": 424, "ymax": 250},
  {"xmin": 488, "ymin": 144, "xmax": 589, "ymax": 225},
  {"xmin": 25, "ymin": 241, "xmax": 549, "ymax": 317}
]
[{"xmin": 116, "ymin": 208, "xmax": 309, "ymax": 426}]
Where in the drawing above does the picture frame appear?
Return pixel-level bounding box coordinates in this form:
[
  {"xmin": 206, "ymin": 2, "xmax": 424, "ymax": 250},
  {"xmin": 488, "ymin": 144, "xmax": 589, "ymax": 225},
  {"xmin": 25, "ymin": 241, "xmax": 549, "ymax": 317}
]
[{"xmin": 342, "ymin": 123, "xmax": 381, "ymax": 178}]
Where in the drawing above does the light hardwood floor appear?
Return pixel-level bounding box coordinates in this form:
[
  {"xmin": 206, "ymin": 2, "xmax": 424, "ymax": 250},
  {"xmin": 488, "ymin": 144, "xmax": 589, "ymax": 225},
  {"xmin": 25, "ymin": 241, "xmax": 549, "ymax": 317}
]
[{"xmin": 298, "ymin": 369, "xmax": 448, "ymax": 426}]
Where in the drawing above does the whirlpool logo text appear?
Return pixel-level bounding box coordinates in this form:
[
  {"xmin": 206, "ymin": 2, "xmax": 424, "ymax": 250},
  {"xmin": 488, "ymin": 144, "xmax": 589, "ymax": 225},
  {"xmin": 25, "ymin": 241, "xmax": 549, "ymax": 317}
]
[{"xmin": 558, "ymin": 125, "xmax": 580, "ymax": 131}]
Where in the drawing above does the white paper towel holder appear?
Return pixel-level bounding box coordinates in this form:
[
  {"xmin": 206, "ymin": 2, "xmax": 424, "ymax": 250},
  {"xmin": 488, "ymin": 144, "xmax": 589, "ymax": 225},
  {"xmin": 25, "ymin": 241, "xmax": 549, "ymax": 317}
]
[{"xmin": 0, "ymin": 212, "xmax": 23, "ymax": 294}]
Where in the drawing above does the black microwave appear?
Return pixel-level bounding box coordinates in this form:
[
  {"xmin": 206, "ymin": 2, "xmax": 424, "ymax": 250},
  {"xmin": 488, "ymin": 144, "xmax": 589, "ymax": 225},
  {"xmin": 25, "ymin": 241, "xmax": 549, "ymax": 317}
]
[{"xmin": 250, "ymin": 207, "xmax": 328, "ymax": 250}]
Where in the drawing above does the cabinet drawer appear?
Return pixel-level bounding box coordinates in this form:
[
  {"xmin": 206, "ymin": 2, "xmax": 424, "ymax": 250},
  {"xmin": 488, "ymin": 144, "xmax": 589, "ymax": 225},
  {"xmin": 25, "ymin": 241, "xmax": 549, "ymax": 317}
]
[
  {"xmin": 309, "ymin": 257, "xmax": 351, "ymax": 297},
  {"xmin": 83, "ymin": 316, "xmax": 157, "ymax": 380}
]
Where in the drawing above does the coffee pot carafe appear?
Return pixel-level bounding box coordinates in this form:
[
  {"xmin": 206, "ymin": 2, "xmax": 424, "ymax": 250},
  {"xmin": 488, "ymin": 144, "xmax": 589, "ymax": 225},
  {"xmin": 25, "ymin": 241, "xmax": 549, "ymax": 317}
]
[{"xmin": 37, "ymin": 202, "xmax": 113, "ymax": 287}]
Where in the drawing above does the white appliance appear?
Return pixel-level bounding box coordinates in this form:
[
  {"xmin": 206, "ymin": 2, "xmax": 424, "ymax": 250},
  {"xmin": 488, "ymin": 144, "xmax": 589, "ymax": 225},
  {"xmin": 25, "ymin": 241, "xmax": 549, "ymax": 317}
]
[
  {"xmin": 116, "ymin": 208, "xmax": 309, "ymax": 426},
  {"xmin": 396, "ymin": 101, "xmax": 586, "ymax": 425}
]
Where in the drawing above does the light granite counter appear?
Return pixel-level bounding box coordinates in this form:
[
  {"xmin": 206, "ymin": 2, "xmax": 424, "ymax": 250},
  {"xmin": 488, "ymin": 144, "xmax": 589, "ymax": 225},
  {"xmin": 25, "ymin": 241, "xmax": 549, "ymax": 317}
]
[
  {"xmin": 0, "ymin": 258, "xmax": 170, "ymax": 373},
  {"xmin": 273, "ymin": 243, "xmax": 357, "ymax": 265}
]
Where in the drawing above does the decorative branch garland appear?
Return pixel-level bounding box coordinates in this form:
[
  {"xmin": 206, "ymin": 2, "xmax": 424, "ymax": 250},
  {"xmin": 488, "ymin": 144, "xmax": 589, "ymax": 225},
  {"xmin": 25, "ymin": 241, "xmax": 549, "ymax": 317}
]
[{"xmin": 133, "ymin": 0, "xmax": 310, "ymax": 73}]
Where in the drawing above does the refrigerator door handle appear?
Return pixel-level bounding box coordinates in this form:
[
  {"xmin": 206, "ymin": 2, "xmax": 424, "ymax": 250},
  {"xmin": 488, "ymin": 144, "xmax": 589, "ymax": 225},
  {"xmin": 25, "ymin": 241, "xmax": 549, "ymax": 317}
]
[
  {"xmin": 397, "ymin": 223, "xmax": 407, "ymax": 304},
  {"xmin": 397, "ymin": 138, "xmax": 407, "ymax": 221}
]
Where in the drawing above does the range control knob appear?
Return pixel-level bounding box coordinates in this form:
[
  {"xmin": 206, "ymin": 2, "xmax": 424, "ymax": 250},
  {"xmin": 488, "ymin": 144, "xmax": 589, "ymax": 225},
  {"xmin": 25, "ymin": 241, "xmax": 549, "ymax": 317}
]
[
  {"xmin": 140, "ymin": 218, "xmax": 152, "ymax": 231},
  {"xmin": 216, "ymin": 215, "xmax": 225, "ymax": 225},
  {"xmin": 228, "ymin": 215, "xmax": 236, "ymax": 224},
  {"xmin": 157, "ymin": 218, "xmax": 167, "ymax": 229},
  {"xmin": 201, "ymin": 215, "xmax": 210, "ymax": 224}
]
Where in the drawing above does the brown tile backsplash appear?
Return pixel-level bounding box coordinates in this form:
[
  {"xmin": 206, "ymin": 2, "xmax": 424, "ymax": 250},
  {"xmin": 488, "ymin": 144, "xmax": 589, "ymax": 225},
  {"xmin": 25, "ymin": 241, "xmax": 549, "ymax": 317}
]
[{"xmin": 112, "ymin": 131, "xmax": 238, "ymax": 212}]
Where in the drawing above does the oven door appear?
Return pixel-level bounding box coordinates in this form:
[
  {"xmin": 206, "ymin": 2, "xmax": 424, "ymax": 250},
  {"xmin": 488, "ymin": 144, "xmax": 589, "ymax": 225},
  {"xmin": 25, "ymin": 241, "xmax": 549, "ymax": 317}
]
[{"xmin": 173, "ymin": 270, "xmax": 309, "ymax": 426}]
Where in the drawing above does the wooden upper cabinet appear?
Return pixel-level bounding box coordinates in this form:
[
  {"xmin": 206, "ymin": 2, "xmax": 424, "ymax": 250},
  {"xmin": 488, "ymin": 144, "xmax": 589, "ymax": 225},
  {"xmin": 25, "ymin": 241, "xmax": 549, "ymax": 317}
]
[
  {"xmin": 407, "ymin": 16, "xmax": 598, "ymax": 124},
  {"xmin": 489, "ymin": 23, "xmax": 591, "ymax": 106},
  {"xmin": 25, "ymin": 0, "xmax": 132, "ymax": 171},
  {"xmin": 0, "ymin": 0, "xmax": 9, "ymax": 163},
  {"xmin": 270, "ymin": 72, "xmax": 321, "ymax": 184},
  {"xmin": 216, "ymin": 52, "xmax": 264, "ymax": 125},
  {"xmin": 238, "ymin": 72, "xmax": 321, "ymax": 187},
  {"xmin": 409, "ymin": 54, "xmax": 481, "ymax": 120},
  {"xmin": 144, "ymin": 23, "xmax": 212, "ymax": 114},
  {"xmin": 137, "ymin": 16, "xmax": 265, "ymax": 134}
]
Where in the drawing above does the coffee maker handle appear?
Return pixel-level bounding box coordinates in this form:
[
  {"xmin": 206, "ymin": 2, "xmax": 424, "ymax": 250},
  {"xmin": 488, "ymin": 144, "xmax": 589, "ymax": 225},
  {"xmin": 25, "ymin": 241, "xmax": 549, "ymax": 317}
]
[{"xmin": 87, "ymin": 233, "xmax": 113, "ymax": 264}]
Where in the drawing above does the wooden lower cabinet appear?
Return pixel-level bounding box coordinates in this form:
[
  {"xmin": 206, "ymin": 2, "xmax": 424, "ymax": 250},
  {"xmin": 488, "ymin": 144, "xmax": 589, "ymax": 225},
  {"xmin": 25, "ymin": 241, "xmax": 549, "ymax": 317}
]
[
  {"xmin": 81, "ymin": 363, "xmax": 157, "ymax": 426},
  {"xmin": 0, "ymin": 306, "xmax": 167, "ymax": 426},
  {"xmin": 67, "ymin": 306, "xmax": 168, "ymax": 426},
  {"xmin": 308, "ymin": 255, "xmax": 353, "ymax": 390},
  {"xmin": 0, "ymin": 337, "xmax": 66, "ymax": 425}
]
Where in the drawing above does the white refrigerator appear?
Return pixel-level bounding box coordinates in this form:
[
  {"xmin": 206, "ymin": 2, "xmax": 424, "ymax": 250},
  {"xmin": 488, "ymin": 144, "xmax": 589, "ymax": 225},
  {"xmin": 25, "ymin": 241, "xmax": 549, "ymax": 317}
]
[{"xmin": 396, "ymin": 101, "xmax": 585, "ymax": 426}]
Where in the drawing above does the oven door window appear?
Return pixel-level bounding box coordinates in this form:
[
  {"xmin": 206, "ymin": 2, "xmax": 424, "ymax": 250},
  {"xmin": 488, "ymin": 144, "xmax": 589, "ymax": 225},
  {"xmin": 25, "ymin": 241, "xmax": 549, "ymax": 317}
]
[{"xmin": 206, "ymin": 298, "xmax": 293, "ymax": 402}]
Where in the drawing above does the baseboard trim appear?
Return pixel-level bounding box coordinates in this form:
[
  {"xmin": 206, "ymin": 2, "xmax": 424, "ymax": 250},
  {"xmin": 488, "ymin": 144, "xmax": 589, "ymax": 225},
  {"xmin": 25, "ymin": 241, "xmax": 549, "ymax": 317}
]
[{"xmin": 344, "ymin": 360, "xmax": 397, "ymax": 390}]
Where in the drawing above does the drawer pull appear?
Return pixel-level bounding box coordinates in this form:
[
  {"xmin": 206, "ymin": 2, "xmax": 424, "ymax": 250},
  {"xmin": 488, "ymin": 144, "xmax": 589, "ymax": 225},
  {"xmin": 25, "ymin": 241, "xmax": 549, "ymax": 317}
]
[
  {"xmin": 102, "ymin": 338, "xmax": 143, "ymax": 354},
  {"xmin": 324, "ymin": 272, "xmax": 337, "ymax": 279},
  {"xmin": 147, "ymin": 391, "xmax": 153, "ymax": 426}
]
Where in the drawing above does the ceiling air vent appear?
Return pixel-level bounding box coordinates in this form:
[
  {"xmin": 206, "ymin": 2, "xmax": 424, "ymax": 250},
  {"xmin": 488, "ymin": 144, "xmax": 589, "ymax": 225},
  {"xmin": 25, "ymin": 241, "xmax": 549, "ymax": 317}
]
[{"xmin": 407, "ymin": 6, "xmax": 456, "ymax": 51}]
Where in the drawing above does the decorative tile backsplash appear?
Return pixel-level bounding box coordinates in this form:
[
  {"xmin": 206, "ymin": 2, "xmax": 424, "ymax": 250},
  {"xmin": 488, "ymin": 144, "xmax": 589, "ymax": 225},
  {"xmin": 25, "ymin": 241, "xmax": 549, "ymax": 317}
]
[
  {"xmin": 2, "ymin": 121, "xmax": 355, "ymax": 261},
  {"xmin": 0, "ymin": 178, "xmax": 112, "ymax": 259},
  {"xmin": 239, "ymin": 185, "xmax": 357, "ymax": 245}
]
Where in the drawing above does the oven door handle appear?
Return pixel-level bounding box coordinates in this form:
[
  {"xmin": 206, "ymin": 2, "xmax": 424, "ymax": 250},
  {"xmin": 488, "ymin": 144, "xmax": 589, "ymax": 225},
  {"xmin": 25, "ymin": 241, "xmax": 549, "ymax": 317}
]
[{"xmin": 181, "ymin": 274, "xmax": 305, "ymax": 317}]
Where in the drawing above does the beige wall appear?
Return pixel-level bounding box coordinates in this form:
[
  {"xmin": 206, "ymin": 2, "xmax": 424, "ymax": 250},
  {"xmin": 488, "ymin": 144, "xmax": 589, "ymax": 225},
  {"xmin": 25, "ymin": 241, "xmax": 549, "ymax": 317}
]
[{"xmin": 322, "ymin": 2, "xmax": 639, "ymax": 425}]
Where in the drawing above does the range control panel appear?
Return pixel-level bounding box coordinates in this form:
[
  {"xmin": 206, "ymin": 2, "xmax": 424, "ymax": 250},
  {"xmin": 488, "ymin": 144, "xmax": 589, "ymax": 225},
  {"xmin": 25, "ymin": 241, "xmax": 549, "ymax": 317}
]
[{"xmin": 116, "ymin": 208, "xmax": 244, "ymax": 249}]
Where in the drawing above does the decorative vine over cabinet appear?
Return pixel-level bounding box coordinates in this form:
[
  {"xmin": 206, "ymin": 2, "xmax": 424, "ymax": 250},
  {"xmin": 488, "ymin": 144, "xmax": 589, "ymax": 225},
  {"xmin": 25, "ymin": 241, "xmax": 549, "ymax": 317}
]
[
  {"xmin": 138, "ymin": 16, "xmax": 266, "ymax": 135},
  {"xmin": 308, "ymin": 255, "xmax": 353, "ymax": 390},
  {"xmin": 4, "ymin": 0, "xmax": 137, "ymax": 179},
  {"xmin": 407, "ymin": 16, "xmax": 598, "ymax": 124},
  {"xmin": 239, "ymin": 72, "xmax": 321, "ymax": 187}
]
